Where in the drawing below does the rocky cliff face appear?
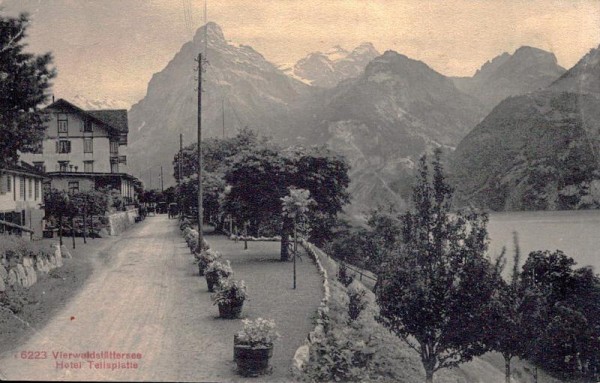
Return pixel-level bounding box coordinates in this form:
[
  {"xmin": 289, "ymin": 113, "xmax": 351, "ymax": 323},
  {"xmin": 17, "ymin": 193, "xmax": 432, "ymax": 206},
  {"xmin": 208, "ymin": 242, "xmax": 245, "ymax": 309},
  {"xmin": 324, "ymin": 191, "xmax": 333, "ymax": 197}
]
[
  {"xmin": 453, "ymin": 46, "xmax": 566, "ymax": 113},
  {"xmin": 127, "ymin": 22, "xmax": 311, "ymax": 183},
  {"xmin": 452, "ymin": 45, "xmax": 600, "ymax": 211},
  {"xmin": 452, "ymin": 91, "xmax": 600, "ymax": 211}
]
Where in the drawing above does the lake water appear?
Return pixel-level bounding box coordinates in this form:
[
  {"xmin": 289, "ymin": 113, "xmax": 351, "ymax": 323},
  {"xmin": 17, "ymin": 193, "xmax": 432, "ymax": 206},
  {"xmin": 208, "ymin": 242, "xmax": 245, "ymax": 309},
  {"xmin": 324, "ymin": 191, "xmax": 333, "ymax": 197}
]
[{"xmin": 487, "ymin": 210, "xmax": 600, "ymax": 274}]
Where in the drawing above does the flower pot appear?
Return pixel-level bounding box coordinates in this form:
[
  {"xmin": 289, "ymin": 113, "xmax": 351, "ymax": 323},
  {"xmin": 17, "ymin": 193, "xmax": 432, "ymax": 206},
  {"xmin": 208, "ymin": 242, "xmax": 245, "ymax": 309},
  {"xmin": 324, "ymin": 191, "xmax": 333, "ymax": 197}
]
[
  {"xmin": 233, "ymin": 338, "xmax": 273, "ymax": 377},
  {"xmin": 218, "ymin": 300, "xmax": 244, "ymax": 319},
  {"xmin": 206, "ymin": 272, "xmax": 219, "ymax": 292}
]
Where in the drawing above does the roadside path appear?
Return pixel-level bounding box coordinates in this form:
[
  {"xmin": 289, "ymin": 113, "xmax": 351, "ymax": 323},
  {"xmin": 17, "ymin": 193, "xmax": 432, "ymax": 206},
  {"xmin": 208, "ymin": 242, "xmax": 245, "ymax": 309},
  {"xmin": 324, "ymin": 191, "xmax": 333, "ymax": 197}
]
[{"xmin": 0, "ymin": 215, "xmax": 321, "ymax": 382}]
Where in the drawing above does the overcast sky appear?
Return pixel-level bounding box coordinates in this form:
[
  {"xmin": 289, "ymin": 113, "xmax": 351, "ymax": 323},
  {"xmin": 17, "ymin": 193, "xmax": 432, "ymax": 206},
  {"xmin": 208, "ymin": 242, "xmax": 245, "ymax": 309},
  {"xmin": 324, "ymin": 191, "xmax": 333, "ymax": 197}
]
[{"xmin": 1, "ymin": 0, "xmax": 599, "ymax": 107}]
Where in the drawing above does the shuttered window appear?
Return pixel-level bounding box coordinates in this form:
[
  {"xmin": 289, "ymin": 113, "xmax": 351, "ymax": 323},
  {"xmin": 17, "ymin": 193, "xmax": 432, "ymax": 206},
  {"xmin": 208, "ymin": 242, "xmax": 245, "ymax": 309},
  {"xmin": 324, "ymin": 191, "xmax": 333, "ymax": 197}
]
[
  {"xmin": 20, "ymin": 177, "xmax": 25, "ymax": 200},
  {"xmin": 56, "ymin": 140, "xmax": 71, "ymax": 153},
  {"xmin": 84, "ymin": 138, "xmax": 93, "ymax": 153}
]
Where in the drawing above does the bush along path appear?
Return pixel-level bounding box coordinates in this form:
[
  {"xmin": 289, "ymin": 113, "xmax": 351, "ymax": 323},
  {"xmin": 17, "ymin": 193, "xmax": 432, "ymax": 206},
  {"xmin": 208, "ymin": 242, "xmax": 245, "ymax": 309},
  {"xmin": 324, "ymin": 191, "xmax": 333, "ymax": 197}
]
[{"xmin": 177, "ymin": 219, "xmax": 323, "ymax": 381}]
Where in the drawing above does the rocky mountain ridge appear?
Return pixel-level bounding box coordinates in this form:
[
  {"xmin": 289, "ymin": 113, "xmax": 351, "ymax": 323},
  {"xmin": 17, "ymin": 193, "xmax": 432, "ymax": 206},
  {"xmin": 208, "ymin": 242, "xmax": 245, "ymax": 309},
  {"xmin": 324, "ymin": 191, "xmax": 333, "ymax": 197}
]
[
  {"xmin": 453, "ymin": 46, "xmax": 566, "ymax": 113},
  {"xmin": 283, "ymin": 43, "xmax": 380, "ymax": 88},
  {"xmin": 452, "ymin": 46, "xmax": 600, "ymax": 211}
]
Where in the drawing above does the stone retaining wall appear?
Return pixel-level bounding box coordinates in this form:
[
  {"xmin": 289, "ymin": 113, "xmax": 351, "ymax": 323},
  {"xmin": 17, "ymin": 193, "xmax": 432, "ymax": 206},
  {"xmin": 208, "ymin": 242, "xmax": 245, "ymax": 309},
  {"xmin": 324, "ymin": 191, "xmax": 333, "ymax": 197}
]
[
  {"xmin": 107, "ymin": 208, "xmax": 139, "ymax": 236},
  {"xmin": 0, "ymin": 243, "xmax": 69, "ymax": 293}
]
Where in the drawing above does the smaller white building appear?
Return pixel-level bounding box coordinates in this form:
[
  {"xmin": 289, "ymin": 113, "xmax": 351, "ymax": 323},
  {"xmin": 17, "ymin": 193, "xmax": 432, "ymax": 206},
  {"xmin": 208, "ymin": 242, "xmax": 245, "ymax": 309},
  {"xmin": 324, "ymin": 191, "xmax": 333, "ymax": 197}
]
[{"xmin": 0, "ymin": 161, "xmax": 46, "ymax": 238}]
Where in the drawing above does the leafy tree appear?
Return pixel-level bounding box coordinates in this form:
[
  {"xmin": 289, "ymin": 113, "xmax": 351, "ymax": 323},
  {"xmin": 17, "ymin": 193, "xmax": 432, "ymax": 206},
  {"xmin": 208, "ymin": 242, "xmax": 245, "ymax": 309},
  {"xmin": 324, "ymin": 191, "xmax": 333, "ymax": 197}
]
[
  {"xmin": 224, "ymin": 144, "xmax": 350, "ymax": 261},
  {"xmin": 178, "ymin": 172, "xmax": 226, "ymax": 226},
  {"xmin": 172, "ymin": 127, "xmax": 259, "ymax": 181},
  {"xmin": 488, "ymin": 232, "xmax": 547, "ymax": 383},
  {"xmin": 0, "ymin": 13, "xmax": 55, "ymax": 165},
  {"xmin": 375, "ymin": 149, "xmax": 498, "ymax": 383},
  {"xmin": 519, "ymin": 250, "xmax": 600, "ymax": 380},
  {"xmin": 43, "ymin": 189, "xmax": 75, "ymax": 246}
]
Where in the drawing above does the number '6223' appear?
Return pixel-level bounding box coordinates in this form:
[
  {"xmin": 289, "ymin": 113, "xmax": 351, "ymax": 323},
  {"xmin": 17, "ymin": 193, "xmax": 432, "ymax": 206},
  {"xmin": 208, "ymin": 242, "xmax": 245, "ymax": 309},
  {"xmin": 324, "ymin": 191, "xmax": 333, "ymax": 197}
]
[{"xmin": 20, "ymin": 351, "xmax": 47, "ymax": 359}]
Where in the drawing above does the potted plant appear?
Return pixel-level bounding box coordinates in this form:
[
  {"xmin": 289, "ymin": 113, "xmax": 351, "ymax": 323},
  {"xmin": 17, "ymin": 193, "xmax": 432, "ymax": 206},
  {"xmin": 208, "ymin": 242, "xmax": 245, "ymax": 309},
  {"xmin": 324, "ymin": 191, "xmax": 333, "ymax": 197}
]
[
  {"xmin": 195, "ymin": 249, "xmax": 221, "ymax": 276},
  {"xmin": 233, "ymin": 318, "xmax": 280, "ymax": 377},
  {"xmin": 212, "ymin": 278, "xmax": 247, "ymax": 319},
  {"xmin": 204, "ymin": 259, "xmax": 233, "ymax": 292}
]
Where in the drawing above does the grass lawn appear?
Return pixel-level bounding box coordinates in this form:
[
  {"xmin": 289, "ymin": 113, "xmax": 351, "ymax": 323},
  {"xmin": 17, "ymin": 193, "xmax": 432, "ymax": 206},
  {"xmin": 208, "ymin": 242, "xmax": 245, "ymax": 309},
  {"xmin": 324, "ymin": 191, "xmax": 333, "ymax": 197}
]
[{"xmin": 201, "ymin": 231, "xmax": 323, "ymax": 381}]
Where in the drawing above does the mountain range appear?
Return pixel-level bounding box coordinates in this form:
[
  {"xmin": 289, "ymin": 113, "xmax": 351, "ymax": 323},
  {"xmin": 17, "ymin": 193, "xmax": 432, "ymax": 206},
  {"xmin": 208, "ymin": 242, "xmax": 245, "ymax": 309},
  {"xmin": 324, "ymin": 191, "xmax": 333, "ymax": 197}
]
[
  {"xmin": 453, "ymin": 46, "xmax": 566, "ymax": 113},
  {"xmin": 127, "ymin": 22, "xmax": 600, "ymax": 214},
  {"xmin": 282, "ymin": 43, "xmax": 380, "ymax": 87},
  {"xmin": 452, "ymin": 46, "xmax": 600, "ymax": 211}
]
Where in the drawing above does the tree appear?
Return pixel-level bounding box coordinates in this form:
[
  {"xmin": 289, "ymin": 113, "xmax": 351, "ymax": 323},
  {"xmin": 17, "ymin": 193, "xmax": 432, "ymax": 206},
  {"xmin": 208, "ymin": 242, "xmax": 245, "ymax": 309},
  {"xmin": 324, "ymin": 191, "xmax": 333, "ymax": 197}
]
[
  {"xmin": 43, "ymin": 189, "xmax": 75, "ymax": 246},
  {"xmin": 0, "ymin": 13, "xmax": 55, "ymax": 165},
  {"xmin": 224, "ymin": 144, "xmax": 350, "ymax": 261},
  {"xmin": 488, "ymin": 232, "xmax": 538, "ymax": 383},
  {"xmin": 375, "ymin": 149, "xmax": 498, "ymax": 383},
  {"xmin": 281, "ymin": 187, "xmax": 314, "ymax": 288},
  {"xmin": 519, "ymin": 250, "xmax": 600, "ymax": 380}
]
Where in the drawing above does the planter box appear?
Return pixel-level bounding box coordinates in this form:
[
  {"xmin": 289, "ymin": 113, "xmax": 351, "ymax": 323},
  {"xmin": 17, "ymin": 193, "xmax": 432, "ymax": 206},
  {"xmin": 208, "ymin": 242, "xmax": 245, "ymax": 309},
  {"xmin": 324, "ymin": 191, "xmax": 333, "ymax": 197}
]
[
  {"xmin": 233, "ymin": 337, "xmax": 273, "ymax": 377},
  {"xmin": 218, "ymin": 301, "xmax": 244, "ymax": 319}
]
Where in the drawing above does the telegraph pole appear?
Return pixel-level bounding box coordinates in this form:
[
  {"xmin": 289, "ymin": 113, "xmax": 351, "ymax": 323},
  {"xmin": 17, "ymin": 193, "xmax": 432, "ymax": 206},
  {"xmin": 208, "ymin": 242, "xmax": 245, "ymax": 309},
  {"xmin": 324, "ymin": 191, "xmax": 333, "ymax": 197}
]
[
  {"xmin": 196, "ymin": 52, "xmax": 204, "ymax": 252},
  {"xmin": 160, "ymin": 166, "xmax": 164, "ymax": 192},
  {"xmin": 222, "ymin": 98, "xmax": 225, "ymax": 138},
  {"xmin": 179, "ymin": 133, "xmax": 183, "ymax": 218}
]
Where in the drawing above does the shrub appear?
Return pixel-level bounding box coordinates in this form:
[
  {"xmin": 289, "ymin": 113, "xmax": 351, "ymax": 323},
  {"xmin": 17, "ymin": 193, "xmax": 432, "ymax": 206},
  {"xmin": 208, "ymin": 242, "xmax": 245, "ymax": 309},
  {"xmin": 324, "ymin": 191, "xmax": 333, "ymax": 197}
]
[
  {"xmin": 236, "ymin": 318, "xmax": 280, "ymax": 347},
  {"xmin": 337, "ymin": 262, "xmax": 354, "ymax": 287},
  {"xmin": 212, "ymin": 278, "xmax": 247, "ymax": 306},
  {"xmin": 197, "ymin": 249, "xmax": 221, "ymax": 268},
  {"xmin": 205, "ymin": 259, "xmax": 233, "ymax": 279},
  {"xmin": 0, "ymin": 285, "xmax": 27, "ymax": 313},
  {"xmin": 347, "ymin": 281, "xmax": 367, "ymax": 322},
  {"xmin": 300, "ymin": 280, "xmax": 377, "ymax": 382}
]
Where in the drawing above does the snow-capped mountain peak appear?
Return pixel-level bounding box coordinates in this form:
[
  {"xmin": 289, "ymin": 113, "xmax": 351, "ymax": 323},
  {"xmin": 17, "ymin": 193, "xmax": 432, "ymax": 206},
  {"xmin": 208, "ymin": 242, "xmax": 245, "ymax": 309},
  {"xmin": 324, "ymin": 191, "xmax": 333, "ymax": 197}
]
[{"xmin": 288, "ymin": 43, "xmax": 380, "ymax": 87}]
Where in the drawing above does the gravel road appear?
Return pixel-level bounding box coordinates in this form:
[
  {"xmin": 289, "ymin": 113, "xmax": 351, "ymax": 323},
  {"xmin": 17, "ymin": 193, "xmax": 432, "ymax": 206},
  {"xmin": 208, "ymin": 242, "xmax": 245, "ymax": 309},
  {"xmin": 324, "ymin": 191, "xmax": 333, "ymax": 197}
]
[{"xmin": 0, "ymin": 215, "xmax": 312, "ymax": 382}]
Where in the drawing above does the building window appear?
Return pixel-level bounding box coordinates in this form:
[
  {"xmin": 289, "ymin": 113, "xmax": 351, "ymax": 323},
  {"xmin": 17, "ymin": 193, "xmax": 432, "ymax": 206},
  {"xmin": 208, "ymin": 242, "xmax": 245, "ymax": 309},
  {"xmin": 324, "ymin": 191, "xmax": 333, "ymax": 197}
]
[
  {"xmin": 33, "ymin": 161, "xmax": 45, "ymax": 173},
  {"xmin": 28, "ymin": 178, "xmax": 32, "ymax": 199},
  {"xmin": 58, "ymin": 114, "xmax": 68, "ymax": 133},
  {"xmin": 84, "ymin": 138, "xmax": 93, "ymax": 153},
  {"xmin": 84, "ymin": 161, "xmax": 94, "ymax": 173},
  {"xmin": 68, "ymin": 181, "xmax": 79, "ymax": 195},
  {"xmin": 84, "ymin": 119, "xmax": 93, "ymax": 132},
  {"xmin": 19, "ymin": 177, "xmax": 25, "ymax": 200},
  {"xmin": 35, "ymin": 179, "xmax": 40, "ymax": 200},
  {"xmin": 111, "ymin": 162, "xmax": 119, "ymax": 173},
  {"xmin": 56, "ymin": 140, "xmax": 71, "ymax": 153},
  {"xmin": 58, "ymin": 161, "xmax": 69, "ymax": 172},
  {"xmin": 6, "ymin": 175, "xmax": 11, "ymax": 192},
  {"xmin": 110, "ymin": 141, "xmax": 119, "ymax": 155}
]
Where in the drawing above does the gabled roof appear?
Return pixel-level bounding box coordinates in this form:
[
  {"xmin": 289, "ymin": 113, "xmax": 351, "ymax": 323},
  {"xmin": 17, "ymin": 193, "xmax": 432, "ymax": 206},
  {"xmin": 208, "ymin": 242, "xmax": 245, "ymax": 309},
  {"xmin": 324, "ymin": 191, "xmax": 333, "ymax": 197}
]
[
  {"xmin": 87, "ymin": 110, "xmax": 128, "ymax": 134},
  {"xmin": 1, "ymin": 161, "xmax": 46, "ymax": 179},
  {"xmin": 45, "ymin": 98, "xmax": 129, "ymax": 135}
]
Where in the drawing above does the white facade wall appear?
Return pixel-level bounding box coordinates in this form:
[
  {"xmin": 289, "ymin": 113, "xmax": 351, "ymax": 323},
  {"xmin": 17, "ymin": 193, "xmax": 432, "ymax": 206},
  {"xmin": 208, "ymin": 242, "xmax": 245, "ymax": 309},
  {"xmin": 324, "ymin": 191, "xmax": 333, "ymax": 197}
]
[{"xmin": 20, "ymin": 108, "xmax": 128, "ymax": 174}]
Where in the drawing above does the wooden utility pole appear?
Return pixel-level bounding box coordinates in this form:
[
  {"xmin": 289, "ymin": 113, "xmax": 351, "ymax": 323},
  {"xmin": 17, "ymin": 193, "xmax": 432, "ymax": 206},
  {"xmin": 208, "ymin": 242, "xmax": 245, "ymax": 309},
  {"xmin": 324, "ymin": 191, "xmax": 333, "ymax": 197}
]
[
  {"xmin": 222, "ymin": 98, "xmax": 225, "ymax": 138},
  {"xmin": 179, "ymin": 133, "xmax": 183, "ymax": 218},
  {"xmin": 160, "ymin": 166, "xmax": 164, "ymax": 192},
  {"xmin": 196, "ymin": 52, "xmax": 204, "ymax": 252}
]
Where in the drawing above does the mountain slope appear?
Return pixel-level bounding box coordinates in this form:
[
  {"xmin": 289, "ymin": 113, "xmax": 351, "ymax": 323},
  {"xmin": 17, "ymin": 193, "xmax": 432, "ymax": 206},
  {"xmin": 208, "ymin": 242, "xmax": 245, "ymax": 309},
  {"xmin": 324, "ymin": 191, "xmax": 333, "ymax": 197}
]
[
  {"xmin": 453, "ymin": 46, "xmax": 566, "ymax": 113},
  {"xmin": 127, "ymin": 23, "xmax": 311, "ymax": 184},
  {"xmin": 550, "ymin": 45, "xmax": 600, "ymax": 94},
  {"xmin": 284, "ymin": 43, "xmax": 379, "ymax": 88},
  {"xmin": 304, "ymin": 50, "xmax": 485, "ymax": 214},
  {"xmin": 452, "ymin": 44, "xmax": 600, "ymax": 211},
  {"xmin": 452, "ymin": 91, "xmax": 600, "ymax": 211}
]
